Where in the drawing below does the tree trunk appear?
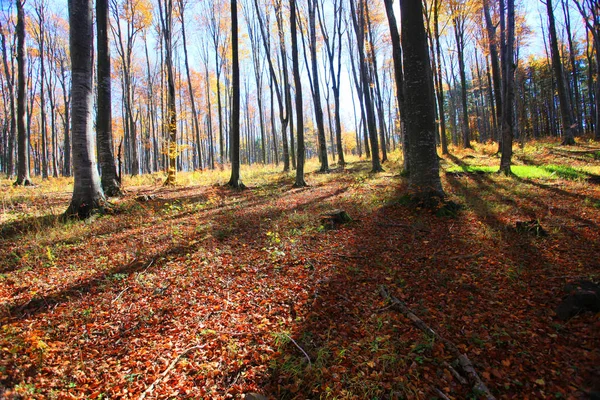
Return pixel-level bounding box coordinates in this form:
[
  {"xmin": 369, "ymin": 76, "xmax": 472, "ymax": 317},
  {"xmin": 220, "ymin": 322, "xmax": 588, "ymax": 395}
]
[
  {"xmin": 400, "ymin": 0, "xmax": 444, "ymax": 200},
  {"xmin": 307, "ymin": 0, "xmax": 329, "ymax": 172},
  {"xmin": 65, "ymin": 0, "xmax": 105, "ymax": 218},
  {"xmin": 383, "ymin": 0, "xmax": 406, "ymax": 165},
  {"xmin": 14, "ymin": 0, "xmax": 31, "ymax": 186},
  {"xmin": 483, "ymin": 0, "xmax": 503, "ymax": 144},
  {"xmin": 159, "ymin": 0, "xmax": 178, "ymax": 184},
  {"xmin": 0, "ymin": 19, "xmax": 16, "ymax": 178},
  {"xmin": 499, "ymin": 0, "xmax": 516, "ymax": 173},
  {"xmin": 546, "ymin": 0, "xmax": 576, "ymax": 145},
  {"xmin": 96, "ymin": 0, "xmax": 121, "ymax": 196},
  {"xmin": 366, "ymin": 2, "xmax": 388, "ymax": 163},
  {"xmin": 228, "ymin": 0, "xmax": 244, "ymax": 189},
  {"xmin": 290, "ymin": 0, "xmax": 306, "ymax": 187},
  {"xmin": 179, "ymin": 0, "xmax": 203, "ymax": 170},
  {"xmin": 452, "ymin": 14, "xmax": 472, "ymax": 148},
  {"xmin": 350, "ymin": 0, "xmax": 382, "ymax": 172}
]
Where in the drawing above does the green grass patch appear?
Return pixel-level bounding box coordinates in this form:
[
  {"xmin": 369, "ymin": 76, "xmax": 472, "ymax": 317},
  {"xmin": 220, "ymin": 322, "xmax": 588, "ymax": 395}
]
[{"xmin": 446, "ymin": 164, "xmax": 595, "ymax": 180}]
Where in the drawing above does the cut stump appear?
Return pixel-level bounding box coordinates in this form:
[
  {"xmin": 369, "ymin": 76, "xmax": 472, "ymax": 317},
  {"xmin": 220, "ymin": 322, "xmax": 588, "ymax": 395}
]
[{"xmin": 320, "ymin": 209, "xmax": 352, "ymax": 229}]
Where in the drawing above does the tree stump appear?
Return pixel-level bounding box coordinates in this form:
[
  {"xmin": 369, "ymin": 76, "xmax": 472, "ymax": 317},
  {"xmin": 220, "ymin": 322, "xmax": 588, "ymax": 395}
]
[
  {"xmin": 320, "ymin": 209, "xmax": 352, "ymax": 229},
  {"xmin": 555, "ymin": 280, "xmax": 600, "ymax": 321}
]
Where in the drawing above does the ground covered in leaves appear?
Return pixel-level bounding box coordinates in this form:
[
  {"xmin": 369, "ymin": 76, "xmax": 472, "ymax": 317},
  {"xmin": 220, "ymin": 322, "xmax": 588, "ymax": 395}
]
[{"xmin": 1, "ymin": 141, "xmax": 599, "ymax": 399}]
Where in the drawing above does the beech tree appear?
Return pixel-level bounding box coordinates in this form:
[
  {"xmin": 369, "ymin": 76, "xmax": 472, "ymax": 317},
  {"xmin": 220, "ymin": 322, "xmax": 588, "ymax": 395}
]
[
  {"xmin": 399, "ymin": 0, "xmax": 444, "ymax": 200},
  {"xmin": 96, "ymin": 0, "xmax": 121, "ymax": 195},
  {"xmin": 65, "ymin": 0, "xmax": 105, "ymax": 218},
  {"xmin": 545, "ymin": 0, "xmax": 576, "ymax": 145},
  {"xmin": 228, "ymin": 0, "xmax": 244, "ymax": 189},
  {"xmin": 158, "ymin": 0, "xmax": 177, "ymax": 185},
  {"xmin": 290, "ymin": 0, "xmax": 306, "ymax": 187},
  {"xmin": 0, "ymin": 13, "xmax": 16, "ymax": 178},
  {"xmin": 499, "ymin": 0, "xmax": 516, "ymax": 173},
  {"xmin": 14, "ymin": 0, "xmax": 31, "ymax": 186}
]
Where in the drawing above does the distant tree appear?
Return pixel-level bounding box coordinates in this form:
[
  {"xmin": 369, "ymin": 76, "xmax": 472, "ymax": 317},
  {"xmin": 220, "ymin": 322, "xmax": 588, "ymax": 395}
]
[
  {"xmin": 178, "ymin": 0, "xmax": 203, "ymax": 170},
  {"xmin": 65, "ymin": 0, "xmax": 106, "ymax": 218},
  {"xmin": 545, "ymin": 0, "xmax": 576, "ymax": 145},
  {"xmin": 350, "ymin": 0, "xmax": 383, "ymax": 172},
  {"xmin": 158, "ymin": 0, "xmax": 177, "ymax": 185},
  {"xmin": 307, "ymin": 0, "xmax": 329, "ymax": 172},
  {"xmin": 571, "ymin": 0, "xmax": 599, "ymax": 140},
  {"xmin": 317, "ymin": 0, "xmax": 345, "ymax": 167},
  {"xmin": 228, "ymin": 0, "xmax": 244, "ymax": 189},
  {"xmin": 448, "ymin": 0, "xmax": 473, "ymax": 149},
  {"xmin": 383, "ymin": 0, "xmax": 406, "ymax": 163},
  {"xmin": 499, "ymin": 0, "xmax": 516, "ymax": 174},
  {"xmin": 96, "ymin": 0, "xmax": 121, "ymax": 195},
  {"xmin": 14, "ymin": 0, "xmax": 31, "ymax": 186},
  {"xmin": 482, "ymin": 0, "xmax": 503, "ymax": 144},
  {"xmin": 290, "ymin": 0, "xmax": 306, "ymax": 187},
  {"xmin": 399, "ymin": 0, "xmax": 444, "ymax": 200},
  {"xmin": 0, "ymin": 14, "xmax": 16, "ymax": 178}
]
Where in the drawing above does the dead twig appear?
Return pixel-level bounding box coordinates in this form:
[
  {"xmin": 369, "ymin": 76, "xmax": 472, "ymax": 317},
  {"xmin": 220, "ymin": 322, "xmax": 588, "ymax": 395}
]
[
  {"xmin": 285, "ymin": 334, "xmax": 312, "ymax": 367},
  {"xmin": 442, "ymin": 361, "xmax": 468, "ymax": 385},
  {"xmin": 433, "ymin": 388, "xmax": 451, "ymax": 400},
  {"xmin": 138, "ymin": 344, "xmax": 205, "ymax": 400},
  {"xmin": 380, "ymin": 286, "xmax": 495, "ymax": 400},
  {"xmin": 111, "ymin": 286, "xmax": 131, "ymax": 303}
]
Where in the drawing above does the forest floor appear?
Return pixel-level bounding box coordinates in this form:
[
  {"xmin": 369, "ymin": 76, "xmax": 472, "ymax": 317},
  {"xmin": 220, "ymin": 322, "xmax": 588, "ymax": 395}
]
[{"xmin": 0, "ymin": 140, "xmax": 599, "ymax": 400}]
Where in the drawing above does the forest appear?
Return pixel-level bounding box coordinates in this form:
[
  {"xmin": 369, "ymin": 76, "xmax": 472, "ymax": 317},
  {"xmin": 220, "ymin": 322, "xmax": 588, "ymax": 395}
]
[{"xmin": 0, "ymin": 0, "xmax": 599, "ymax": 398}]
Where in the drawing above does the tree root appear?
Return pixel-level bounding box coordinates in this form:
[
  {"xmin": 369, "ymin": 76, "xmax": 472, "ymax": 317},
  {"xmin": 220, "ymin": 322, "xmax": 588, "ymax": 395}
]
[{"xmin": 380, "ymin": 286, "xmax": 496, "ymax": 400}]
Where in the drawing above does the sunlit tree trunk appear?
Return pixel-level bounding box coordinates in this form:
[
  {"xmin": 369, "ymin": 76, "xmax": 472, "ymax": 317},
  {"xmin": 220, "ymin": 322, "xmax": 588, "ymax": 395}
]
[
  {"xmin": 96, "ymin": 0, "xmax": 121, "ymax": 196},
  {"xmin": 383, "ymin": 0, "xmax": 406, "ymax": 165},
  {"xmin": 499, "ymin": 0, "xmax": 516, "ymax": 173},
  {"xmin": 228, "ymin": 0, "xmax": 244, "ymax": 189},
  {"xmin": 0, "ymin": 19, "xmax": 16, "ymax": 178},
  {"xmin": 307, "ymin": 0, "xmax": 329, "ymax": 172},
  {"xmin": 290, "ymin": 0, "xmax": 306, "ymax": 187},
  {"xmin": 179, "ymin": 0, "xmax": 203, "ymax": 170},
  {"xmin": 65, "ymin": 0, "xmax": 105, "ymax": 218},
  {"xmin": 14, "ymin": 0, "xmax": 31, "ymax": 186},
  {"xmin": 400, "ymin": 0, "xmax": 444, "ymax": 200},
  {"xmin": 483, "ymin": 0, "xmax": 503, "ymax": 144},
  {"xmin": 159, "ymin": 0, "xmax": 177, "ymax": 184},
  {"xmin": 546, "ymin": 0, "xmax": 576, "ymax": 145},
  {"xmin": 350, "ymin": 0, "xmax": 382, "ymax": 172}
]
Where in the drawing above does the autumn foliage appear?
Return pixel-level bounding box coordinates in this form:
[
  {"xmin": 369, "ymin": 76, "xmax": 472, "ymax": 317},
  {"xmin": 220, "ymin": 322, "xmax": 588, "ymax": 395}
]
[{"xmin": 0, "ymin": 142, "xmax": 599, "ymax": 399}]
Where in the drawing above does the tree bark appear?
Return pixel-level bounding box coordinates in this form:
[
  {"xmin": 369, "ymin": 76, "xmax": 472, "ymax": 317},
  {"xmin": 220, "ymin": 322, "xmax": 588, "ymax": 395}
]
[
  {"xmin": 499, "ymin": 0, "xmax": 516, "ymax": 174},
  {"xmin": 307, "ymin": 0, "xmax": 329, "ymax": 172},
  {"xmin": 546, "ymin": 0, "xmax": 576, "ymax": 145},
  {"xmin": 228, "ymin": 0, "xmax": 244, "ymax": 189},
  {"xmin": 0, "ymin": 19, "xmax": 16, "ymax": 178},
  {"xmin": 400, "ymin": 0, "xmax": 444, "ymax": 200},
  {"xmin": 65, "ymin": 0, "xmax": 106, "ymax": 218},
  {"xmin": 350, "ymin": 0, "xmax": 382, "ymax": 172},
  {"xmin": 159, "ymin": 0, "xmax": 178, "ymax": 184},
  {"xmin": 290, "ymin": 0, "xmax": 306, "ymax": 187},
  {"xmin": 96, "ymin": 0, "xmax": 121, "ymax": 196},
  {"xmin": 14, "ymin": 0, "xmax": 31, "ymax": 186}
]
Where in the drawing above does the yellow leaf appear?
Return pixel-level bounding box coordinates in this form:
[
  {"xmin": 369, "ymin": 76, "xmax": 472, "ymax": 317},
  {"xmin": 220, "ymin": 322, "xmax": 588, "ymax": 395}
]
[{"xmin": 535, "ymin": 378, "xmax": 545, "ymax": 386}]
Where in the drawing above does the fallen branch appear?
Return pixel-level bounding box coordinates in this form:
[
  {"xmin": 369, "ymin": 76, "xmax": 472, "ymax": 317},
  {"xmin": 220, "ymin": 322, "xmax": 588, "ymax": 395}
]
[
  {"xmin": 442, "ymin": 361, "xmax": 467, "ymax": 385},
  {"xmin": 111, "ymin": 287, "xmax": 131, "ymax": 304},
  {"xmin": 285, "ymin": 334, "xmax": 312, "ymax": 367},
  {"xmin": 138, "ymin": 344, "xmax": 205, "ymax": 400},
  {"xmin": 380, "ymin": 286, "xmax": 495, "ymax": 400},
  {"xmin": 433, "ymin": 387, "xmax": 451, "ymax": 400}
]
